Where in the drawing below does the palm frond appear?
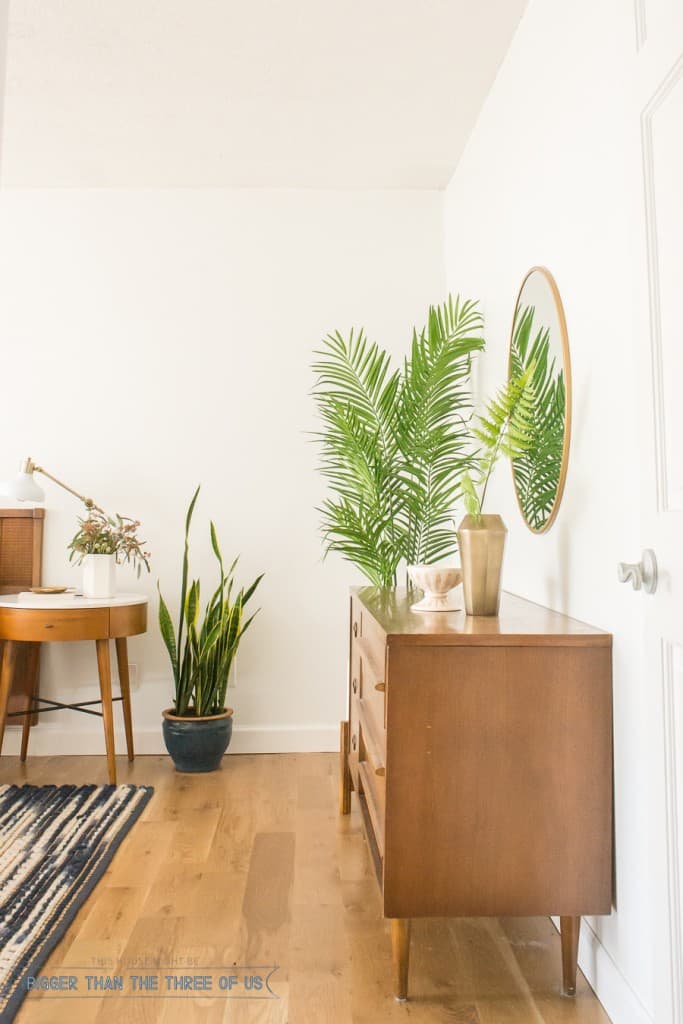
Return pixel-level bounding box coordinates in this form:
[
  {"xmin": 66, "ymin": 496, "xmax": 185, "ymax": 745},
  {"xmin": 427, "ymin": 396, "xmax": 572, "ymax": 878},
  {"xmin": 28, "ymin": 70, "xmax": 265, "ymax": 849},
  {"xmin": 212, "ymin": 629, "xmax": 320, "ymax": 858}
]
[
  {"xmin": 509, "ymin": 304, "xmax": 566, "ymax": 529},
  {"xmin": 396, "ymin": 297, "xmax": 485, "ymax": 564},
  {"xmin": 312, "ymin": 328, "xmax": 403, "ymax": 586},
  {"xmin": 311, "ymin": 296, "xmax": 485, "ymax": 583}
]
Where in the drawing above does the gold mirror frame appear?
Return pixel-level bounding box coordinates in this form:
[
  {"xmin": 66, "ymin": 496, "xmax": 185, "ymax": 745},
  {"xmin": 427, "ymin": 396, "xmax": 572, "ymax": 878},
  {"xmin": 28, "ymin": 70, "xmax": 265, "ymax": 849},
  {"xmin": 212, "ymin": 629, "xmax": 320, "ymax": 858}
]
[{"xmin": 508, "ymin": 266, "xmax": 572, "ymax": 534}]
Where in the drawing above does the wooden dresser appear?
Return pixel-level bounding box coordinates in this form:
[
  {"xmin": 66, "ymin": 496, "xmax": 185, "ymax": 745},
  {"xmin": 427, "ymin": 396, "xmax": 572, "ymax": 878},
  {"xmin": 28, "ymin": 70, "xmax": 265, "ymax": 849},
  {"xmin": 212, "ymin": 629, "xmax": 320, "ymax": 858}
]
[{"xmin": 339, "ymin": 587, "xmax": 613, "ymax": 1001}]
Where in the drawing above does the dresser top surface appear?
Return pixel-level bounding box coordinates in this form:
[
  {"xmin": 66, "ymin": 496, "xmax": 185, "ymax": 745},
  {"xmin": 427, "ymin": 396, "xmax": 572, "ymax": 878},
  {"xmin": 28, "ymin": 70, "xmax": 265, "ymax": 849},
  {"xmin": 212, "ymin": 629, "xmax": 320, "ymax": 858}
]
[{"xmin": 353, "ymin": 588, "xmax": 611, "ymax": 646}]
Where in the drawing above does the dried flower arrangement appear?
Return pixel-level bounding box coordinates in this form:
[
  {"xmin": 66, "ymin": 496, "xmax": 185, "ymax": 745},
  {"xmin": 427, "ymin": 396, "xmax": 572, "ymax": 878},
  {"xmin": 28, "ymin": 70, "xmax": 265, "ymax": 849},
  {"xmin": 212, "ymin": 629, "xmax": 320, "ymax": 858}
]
[{"xmin": 68, "ymin": 507, "xmax": 151, "ymax": 577}]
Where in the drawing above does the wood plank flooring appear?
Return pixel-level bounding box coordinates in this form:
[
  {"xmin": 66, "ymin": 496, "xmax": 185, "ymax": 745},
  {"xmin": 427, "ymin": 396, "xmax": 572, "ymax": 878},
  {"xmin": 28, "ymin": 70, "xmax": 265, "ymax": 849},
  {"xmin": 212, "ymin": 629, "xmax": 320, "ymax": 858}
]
[{"xmin": 0, "ymin": 753, "xmax": 612, "ymax": 1023}]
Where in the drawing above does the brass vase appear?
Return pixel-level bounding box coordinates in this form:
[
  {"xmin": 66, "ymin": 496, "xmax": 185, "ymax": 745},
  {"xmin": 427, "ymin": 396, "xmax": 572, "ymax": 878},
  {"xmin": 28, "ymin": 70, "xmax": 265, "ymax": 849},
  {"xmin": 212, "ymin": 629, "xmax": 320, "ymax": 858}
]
[{"xmin": 456, "ymin": 514, "xmax": 507, "ymax": 616}]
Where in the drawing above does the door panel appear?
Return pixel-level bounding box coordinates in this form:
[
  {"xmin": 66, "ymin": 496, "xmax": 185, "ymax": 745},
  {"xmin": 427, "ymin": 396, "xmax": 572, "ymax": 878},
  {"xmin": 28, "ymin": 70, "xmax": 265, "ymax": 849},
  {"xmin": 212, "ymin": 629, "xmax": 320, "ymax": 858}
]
[{"xmin": 637, "ymin": 4, "xmax": 683, "ymax": 1019}]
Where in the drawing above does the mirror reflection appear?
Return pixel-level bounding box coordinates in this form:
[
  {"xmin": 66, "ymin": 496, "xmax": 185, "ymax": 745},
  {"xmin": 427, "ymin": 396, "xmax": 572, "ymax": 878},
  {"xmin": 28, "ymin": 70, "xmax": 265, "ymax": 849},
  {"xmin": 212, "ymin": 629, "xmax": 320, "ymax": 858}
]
[{"xmin": 509, "ymin": 266, "xmax": 571, "ymax": 533}]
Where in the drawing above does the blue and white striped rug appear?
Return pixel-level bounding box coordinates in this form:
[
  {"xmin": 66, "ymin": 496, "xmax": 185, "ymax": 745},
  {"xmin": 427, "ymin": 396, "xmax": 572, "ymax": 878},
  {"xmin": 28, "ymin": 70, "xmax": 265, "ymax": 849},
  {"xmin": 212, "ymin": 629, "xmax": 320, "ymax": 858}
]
[{"xmin": 0, "ymin": 783, "xmax": 153, "ymax": 1022}]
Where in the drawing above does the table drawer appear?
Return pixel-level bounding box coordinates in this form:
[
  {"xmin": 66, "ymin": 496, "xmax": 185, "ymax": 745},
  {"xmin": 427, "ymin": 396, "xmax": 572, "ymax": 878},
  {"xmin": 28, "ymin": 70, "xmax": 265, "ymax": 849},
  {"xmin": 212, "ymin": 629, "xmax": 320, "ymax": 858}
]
[{"xmin": 0, "ymin": 607, "xmax": 110, "ymax": 642}]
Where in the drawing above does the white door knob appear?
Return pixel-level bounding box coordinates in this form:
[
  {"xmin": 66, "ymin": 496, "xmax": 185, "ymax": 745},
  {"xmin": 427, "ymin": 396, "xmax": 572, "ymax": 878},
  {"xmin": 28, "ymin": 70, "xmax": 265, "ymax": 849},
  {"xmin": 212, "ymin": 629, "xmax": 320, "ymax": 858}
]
[{"xmin": 617, "ymin": 548, "xmax": 658, "ymax": 594}]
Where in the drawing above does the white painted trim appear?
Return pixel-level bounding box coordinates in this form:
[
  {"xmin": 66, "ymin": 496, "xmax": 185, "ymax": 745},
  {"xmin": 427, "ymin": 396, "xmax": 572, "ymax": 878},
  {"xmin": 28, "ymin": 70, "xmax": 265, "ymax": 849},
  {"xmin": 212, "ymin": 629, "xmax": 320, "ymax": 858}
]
[
  {"xmin": 641, "ymin": 50, "xmax": 683, "ymax": 515},
  {"xmin": 661, "ymin": 640, "xmax": 683, "ymax": 1021},
  {"xmin": 1, "ymin": 723, "xmax": 339, "ymax": 757},
  {"xmin": 228, "ymin": 724, "xmax": 338, "ymax": 754},
  {"xmin": 551, "ymin": 917, "xmax": 653, "ymax": 1024},
  {"xmin": 634, "ymin": 0, "xmax": 647, "ymax": 51}
]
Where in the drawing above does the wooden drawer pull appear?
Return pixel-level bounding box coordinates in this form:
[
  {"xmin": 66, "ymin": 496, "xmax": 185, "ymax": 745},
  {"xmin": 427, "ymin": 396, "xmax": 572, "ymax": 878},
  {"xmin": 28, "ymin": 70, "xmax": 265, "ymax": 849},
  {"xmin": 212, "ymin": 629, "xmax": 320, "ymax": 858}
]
[
  {"xmin": 374, "ymin": 681, "xmax": 386, "ymax": 692},
  {"xmin": 352, "ymin": 678, "xmax": 358, "ymax": 694}
]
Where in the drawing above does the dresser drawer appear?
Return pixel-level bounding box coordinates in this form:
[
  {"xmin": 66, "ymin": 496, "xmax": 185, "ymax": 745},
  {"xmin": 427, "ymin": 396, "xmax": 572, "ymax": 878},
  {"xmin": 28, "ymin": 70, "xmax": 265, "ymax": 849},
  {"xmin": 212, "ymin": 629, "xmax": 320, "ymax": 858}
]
[
  {"xmin": 361, "ymin": 597, "xmax": 386, "ymax": 651},
  {"xmin": 350, "ymin": 640, "xmax": 362, "ymax": 702},
  {"xmin": 358, "ymin": 699, "xmax": 385, "ymax": 843},
  {"xmin": 358, "ymin": 641, "xmax": 386, "ymax": 745},
  {"xmin": 358, "ymin": 701, "xmax": 385, "ymax": 780},
  {"xmin": 350, "ymin": 598, "xmax": 387, "ymax": 745},
  {"xmin": 358, "ymin": 761, "xmax": 385, "ymax": 859},
  {"xmin": 349, "ymin": 695, "xmax": 360, "ymax": 790},
  {"xmin": 351, "ymin": 596, "xmax": 387, "ymax": 663},
  {"xmin": 350, "ymin": 596, "xmax": 363, "ymax": 645}
]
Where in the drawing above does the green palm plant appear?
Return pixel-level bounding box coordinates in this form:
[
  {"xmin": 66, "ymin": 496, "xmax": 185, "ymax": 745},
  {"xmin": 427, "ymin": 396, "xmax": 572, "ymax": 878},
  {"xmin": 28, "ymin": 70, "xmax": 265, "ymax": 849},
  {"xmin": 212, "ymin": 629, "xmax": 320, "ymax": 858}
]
[
  {"xmin": 311, "ymin": 296, "xmax": 485, "ymax": 586},
  {"xmin": 158, "ymin": 487, "xmax": 263, "ymax": 717},
  {"xmin": 461, "ymin": 365, "xmax": 536, "ymax": 520},
  {"xmin": 509, "ymin": 305, "xmax": 566, "ymax": 530}
]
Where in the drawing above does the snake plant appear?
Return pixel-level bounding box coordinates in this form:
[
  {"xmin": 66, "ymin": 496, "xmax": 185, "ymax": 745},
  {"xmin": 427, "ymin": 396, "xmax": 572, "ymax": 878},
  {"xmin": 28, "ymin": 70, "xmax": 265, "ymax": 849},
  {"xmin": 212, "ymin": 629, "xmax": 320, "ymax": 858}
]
[
  {"xmin": 158, "ymin": 487, "xmax": 263, "ymax": 717},
  {"xmin": 311, "ymin": 296, "xmax": 485, "ymax": 586}
]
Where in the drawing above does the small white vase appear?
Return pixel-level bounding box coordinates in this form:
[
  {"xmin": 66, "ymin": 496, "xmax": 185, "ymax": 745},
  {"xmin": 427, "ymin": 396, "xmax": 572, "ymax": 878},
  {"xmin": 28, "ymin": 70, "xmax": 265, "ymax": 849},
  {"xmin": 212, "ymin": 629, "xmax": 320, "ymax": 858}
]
[{"xmin": 82, "ymin": 554, "xmax": 116, "ymax": 599}]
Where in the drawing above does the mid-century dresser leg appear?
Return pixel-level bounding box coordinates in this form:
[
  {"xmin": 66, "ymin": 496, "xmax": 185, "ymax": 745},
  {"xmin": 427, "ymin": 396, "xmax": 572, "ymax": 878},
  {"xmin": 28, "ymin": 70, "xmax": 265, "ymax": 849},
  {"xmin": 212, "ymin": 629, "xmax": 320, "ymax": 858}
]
[
  {"xmin": 0, "ymin": 641, "xmax": 19, "ymax": 756},
  {"xmin": 115, "ymin": 638, "xmax": 135, "ymax": 762},
  {"xmin": 95, "ymin": 639, "xmax": 117, "ymax": 785},
  {"xmin": 20, "ymin": 643, "xmax": 40, "ymax": 763},
  {"xmin": 560, "ymin": 915, "xmax": 581, "ymax": 995},
  {"xmin": 339, "ymin": 720, "xmax": 351, "ymax": 815},
  {"xmin": 391, "ymin": 918, "xmax": 411, "ymax": 1001}
]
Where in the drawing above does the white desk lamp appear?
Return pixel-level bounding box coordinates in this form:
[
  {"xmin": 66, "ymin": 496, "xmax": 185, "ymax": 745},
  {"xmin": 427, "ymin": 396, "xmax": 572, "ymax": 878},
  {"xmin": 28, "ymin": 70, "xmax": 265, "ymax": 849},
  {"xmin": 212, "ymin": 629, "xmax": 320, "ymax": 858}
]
[{"xmin": 2, "ymin": 457, "xmax": 104, "ymax": 513}]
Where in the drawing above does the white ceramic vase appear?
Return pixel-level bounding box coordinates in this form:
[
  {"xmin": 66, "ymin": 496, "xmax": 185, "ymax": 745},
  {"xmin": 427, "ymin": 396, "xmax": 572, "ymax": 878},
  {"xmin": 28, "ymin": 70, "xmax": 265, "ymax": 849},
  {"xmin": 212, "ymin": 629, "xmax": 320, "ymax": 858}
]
[{"xmin": 82, "ymin": 553, "xmax": 116, "ymax": 599}]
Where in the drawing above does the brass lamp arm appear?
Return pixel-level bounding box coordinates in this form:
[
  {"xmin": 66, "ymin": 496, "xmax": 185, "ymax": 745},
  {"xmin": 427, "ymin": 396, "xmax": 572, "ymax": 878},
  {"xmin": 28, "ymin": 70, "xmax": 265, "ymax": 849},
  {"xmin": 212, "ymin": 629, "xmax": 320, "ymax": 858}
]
[{"xmin": 22, "ymin": 458, "xmax": 105, "ymax": 515}]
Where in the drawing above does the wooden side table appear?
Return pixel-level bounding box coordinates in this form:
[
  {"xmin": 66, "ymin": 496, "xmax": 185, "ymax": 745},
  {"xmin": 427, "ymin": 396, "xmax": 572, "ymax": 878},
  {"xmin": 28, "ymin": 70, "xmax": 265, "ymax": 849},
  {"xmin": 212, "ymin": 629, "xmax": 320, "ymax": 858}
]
[{"xmin": 0, "ymin": 594, "xmax": 148, "ymax": 784}]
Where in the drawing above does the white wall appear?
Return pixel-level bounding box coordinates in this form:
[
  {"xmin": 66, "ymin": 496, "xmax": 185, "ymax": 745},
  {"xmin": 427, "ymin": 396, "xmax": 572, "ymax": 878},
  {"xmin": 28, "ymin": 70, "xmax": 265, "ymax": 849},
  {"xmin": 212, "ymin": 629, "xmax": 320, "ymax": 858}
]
[
  {"xmin": 443, "ymin": 1, "xmax": 652, "ymax": 1021},
  {"xmin": 0, "ymin": 187, "xmax": 444, "ymax": 754}
]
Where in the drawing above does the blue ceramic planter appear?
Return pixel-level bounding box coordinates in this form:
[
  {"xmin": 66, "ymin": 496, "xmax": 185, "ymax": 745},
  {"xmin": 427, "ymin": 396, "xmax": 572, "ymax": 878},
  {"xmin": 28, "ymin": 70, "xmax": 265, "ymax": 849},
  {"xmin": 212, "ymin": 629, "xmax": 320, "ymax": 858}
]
[{"xmin": 162, "ymin": 708, "xmax": 233, "ymax": 773}]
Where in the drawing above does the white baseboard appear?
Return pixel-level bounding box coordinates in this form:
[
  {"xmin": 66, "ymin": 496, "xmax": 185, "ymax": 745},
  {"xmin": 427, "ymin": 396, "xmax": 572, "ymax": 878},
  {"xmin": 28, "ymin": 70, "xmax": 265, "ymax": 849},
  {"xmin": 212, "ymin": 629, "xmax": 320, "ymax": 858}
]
[
  {"xmin": 551, "ymin": 917, "xmax": 653, "ymax": 1024},
  {"xmin": 228, "ymin": 724, "xmax": 339, "ymax": 754},
  {"xmin": 1, "ymin": 722, "xmax": 340, "ymax": 756}
]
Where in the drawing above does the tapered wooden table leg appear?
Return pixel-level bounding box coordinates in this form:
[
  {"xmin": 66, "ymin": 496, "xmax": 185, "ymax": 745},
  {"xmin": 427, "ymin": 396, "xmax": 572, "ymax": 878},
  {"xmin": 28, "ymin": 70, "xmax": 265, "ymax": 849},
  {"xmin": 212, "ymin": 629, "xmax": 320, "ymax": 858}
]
[
  {"xmin": 339, "ymin": 720, "xmax": 351, "ymax": 815},
  {"xmin": 560, "ymin": 915, "xmax": 581, "ymax": 995},
  {"xmin": 115, "ymin": 638, "xmax": 135, "ymax": 762},
  {"xmin": 96, "ymin": 639, "xmax": 117, "ymax": 784},
  {"xmin": 391, "ymin": 918, "xmax": 411, "ymax": 1001},
  {"xmin": 20, "ymin": 643, "xmax": 40, "ymax": 763},
  {"xmin": 0, "ymin": 641, "xmax": 18, "ymax": 755}
]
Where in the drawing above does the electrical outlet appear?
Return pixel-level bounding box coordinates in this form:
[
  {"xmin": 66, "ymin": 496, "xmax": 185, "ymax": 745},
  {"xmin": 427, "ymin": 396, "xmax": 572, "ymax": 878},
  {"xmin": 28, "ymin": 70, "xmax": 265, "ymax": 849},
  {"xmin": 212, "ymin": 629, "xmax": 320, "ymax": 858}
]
[{"xmin": 128, "ymin": 663, "xmax": 140, "ymax": 689}]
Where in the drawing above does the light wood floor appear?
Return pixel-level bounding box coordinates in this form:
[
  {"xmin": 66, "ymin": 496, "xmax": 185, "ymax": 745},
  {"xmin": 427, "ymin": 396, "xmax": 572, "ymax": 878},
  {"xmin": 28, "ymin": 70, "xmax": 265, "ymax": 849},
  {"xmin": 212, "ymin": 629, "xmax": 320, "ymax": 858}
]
[{"xmin": 0, "ymin": 753, "xmax": 612, "ymax": 1023}]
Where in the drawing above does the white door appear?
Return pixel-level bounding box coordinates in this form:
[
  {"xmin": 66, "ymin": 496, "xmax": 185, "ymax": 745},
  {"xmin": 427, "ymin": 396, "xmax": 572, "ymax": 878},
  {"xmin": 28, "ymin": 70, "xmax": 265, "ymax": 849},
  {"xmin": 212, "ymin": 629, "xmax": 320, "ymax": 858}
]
[{"xmin": 634, "ymin": 3, "xmax": 683, "ymax": 1020}]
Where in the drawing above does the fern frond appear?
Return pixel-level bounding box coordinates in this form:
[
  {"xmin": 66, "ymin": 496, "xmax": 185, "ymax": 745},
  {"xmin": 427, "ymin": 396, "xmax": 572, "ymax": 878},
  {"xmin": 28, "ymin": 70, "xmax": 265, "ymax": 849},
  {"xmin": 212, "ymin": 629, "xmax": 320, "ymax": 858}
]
[{"xmin": 469, "ymin": 365, "xmax": 536, "ymax": 517}]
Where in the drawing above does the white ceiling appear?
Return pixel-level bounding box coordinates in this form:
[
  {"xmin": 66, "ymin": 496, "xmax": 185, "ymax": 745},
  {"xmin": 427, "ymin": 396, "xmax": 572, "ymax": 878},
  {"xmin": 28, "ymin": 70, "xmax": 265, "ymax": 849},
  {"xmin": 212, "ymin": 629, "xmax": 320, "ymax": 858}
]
[{"xmin": 0, "ymin": 0, "xmax": 527, "ymax": 188}]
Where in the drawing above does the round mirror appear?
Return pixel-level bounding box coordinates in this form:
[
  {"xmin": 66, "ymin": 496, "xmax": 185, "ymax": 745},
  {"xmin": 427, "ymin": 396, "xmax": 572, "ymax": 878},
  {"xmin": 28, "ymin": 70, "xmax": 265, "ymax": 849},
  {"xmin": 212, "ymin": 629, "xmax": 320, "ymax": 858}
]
[{"xmin": 508, "ymin": 266, "xmax": 571, "ymax": 533}]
